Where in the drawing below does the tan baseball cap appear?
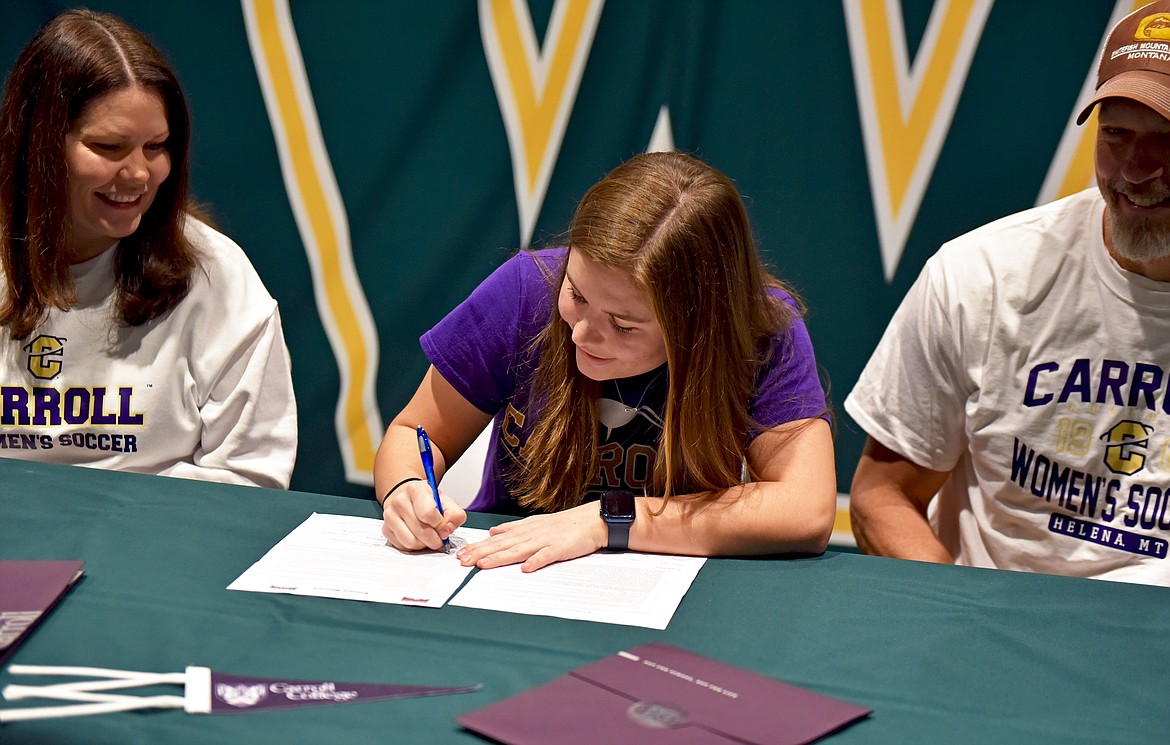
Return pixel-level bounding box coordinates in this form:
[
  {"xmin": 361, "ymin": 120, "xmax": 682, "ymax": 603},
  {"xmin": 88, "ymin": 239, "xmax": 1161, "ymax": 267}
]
[{"xmin": 1078, "ymin": 1, "xmax": 1170, "ymax": 124}]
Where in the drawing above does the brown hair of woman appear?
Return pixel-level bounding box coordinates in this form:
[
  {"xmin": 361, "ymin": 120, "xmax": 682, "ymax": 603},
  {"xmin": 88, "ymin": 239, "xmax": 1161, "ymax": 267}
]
[
  {"xmin": 514, "ymin": 151, "xmax": 805, "ymax": 512},
  {"xmin": 0, "ymin": 9, "xmax": 197, "ymax": 339}
]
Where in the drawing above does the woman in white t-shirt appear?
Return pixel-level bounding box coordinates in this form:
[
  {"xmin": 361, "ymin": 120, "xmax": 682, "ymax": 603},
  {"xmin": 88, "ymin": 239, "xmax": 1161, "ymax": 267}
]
[{"xmin": 0, "ymin": 9, "xmax": 297, "ymax": 488}]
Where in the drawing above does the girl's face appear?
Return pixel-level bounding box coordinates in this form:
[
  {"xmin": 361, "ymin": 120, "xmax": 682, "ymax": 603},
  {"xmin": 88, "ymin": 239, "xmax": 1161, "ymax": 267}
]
[
  {"xmin": 64, "ymin": 86, "xmax": 171, "ymax": 263},
  {"xmin": 557, "ymin": 249, "xmax": 668, "ymax": 381}
]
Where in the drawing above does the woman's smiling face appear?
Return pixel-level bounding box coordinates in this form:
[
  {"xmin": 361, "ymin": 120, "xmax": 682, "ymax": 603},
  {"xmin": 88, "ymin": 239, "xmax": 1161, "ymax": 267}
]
[
  {"xmin": 64, "ymin": 85, "xmax": 171, "ymax": 262},
  {"xmin": 557, "ymin": 248, "xmax": 668, "ymax": 381}
]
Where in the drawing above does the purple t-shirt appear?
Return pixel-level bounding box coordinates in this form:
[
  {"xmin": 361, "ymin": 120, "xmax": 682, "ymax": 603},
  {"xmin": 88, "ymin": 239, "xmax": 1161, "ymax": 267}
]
[{"xmin": 421, "ymin": 248, "xmax": 826, "ymax": 513}]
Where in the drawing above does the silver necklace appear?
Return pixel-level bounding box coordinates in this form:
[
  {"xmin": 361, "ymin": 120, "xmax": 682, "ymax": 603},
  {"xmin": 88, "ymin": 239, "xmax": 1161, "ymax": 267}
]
[
  {"xmin": 612, "ymin": 378, "xmax": 645, "ymax": 414},
  {"xmin": 599, "ymin": 369, "xmax": 667, "ymax": 436},
  {"xmin": 612, "ymin": 367, "xmax": 666, "ymax": 413}
]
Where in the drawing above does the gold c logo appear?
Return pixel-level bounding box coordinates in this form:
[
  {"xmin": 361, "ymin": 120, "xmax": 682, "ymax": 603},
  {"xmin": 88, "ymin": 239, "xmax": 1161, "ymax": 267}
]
[
  {"xmin": 1100, "ymin": 420, "xmax": 1154, "ymax": 476},
  {"xmin": 24, "ymin": 335, "xmax": 67, "ymax": 380}
]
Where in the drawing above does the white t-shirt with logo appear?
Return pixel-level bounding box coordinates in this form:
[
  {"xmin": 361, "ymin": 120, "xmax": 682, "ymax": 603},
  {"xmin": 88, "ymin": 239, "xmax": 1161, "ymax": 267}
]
[
  {"xmin": 846, "ymin": 188, "xmax": 1170, "ymax": 586},
  {"xmin": 0, "ymin": 218, "xmax": 296, "ymax": 489}
]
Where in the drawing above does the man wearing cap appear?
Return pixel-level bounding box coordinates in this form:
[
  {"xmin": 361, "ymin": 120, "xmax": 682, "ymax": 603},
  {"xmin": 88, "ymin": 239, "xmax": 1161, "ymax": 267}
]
[{"xmin": 844, "ymin": 1, "xmax": 1170, "ymax": 586}]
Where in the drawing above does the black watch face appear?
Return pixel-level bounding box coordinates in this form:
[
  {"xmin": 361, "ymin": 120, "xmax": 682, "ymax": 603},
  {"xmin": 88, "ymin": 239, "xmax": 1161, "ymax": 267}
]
[{"xmin": 601, "ymin": 490, "xmax": 636, "ymax": 520}]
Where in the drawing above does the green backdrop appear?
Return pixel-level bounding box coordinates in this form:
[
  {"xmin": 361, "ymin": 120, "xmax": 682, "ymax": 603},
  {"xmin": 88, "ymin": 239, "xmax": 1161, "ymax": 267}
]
[{"xmin": 0, "ymin": 1, "xmax": 1121, "ymax": 501}]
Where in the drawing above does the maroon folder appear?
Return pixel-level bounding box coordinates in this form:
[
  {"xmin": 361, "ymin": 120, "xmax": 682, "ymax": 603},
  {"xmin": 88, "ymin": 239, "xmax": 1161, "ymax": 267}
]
[
  {"xmin": 0, "ymin": 560, "xmax": 85, "ymax": 665},
  {"xmin": 458, "ymin": 643, "xmax": 870, "ymax": 744}
]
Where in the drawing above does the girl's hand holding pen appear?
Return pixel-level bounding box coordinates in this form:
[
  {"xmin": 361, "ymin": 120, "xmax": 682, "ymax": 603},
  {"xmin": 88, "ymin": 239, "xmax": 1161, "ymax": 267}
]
[{"xmin": 380, "ymin": 481, "xmax": 467, "ymax": 552}]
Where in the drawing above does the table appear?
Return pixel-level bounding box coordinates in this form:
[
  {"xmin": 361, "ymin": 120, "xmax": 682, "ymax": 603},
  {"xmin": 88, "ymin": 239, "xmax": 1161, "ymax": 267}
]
[{"xmin": 1, "ymin": 457, "xmax": 1166, "ymax": 744}]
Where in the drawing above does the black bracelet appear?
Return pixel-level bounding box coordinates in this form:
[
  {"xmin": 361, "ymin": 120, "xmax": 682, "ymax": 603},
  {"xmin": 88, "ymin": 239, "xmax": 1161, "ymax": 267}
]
[{"xmin": 380, "ymin": 477, "xmax": 424, "ymax": 508}]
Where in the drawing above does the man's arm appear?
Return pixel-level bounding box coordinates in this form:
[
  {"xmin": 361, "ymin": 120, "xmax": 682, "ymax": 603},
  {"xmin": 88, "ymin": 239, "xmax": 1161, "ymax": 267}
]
[{"xmin": 849, "ymin": 436, "xmax": 955, "ymax": 563}]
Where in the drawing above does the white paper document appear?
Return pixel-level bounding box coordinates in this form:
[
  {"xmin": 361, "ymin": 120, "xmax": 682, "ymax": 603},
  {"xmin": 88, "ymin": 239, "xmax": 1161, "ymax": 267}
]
[
  {"xmin": 448, "ymin": 551, "xmax": 705, "ymax": 630},
  {"xmin": 228, "ymin": 512, "xmax": 488, "ymax": 608},
  {"xmin": 228, "ymin": 512, "xmax": 704, "ymax": 627}
]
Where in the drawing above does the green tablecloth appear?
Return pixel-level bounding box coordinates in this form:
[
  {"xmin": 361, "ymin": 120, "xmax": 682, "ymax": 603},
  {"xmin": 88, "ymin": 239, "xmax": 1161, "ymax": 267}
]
[{"xmin": 1, "ymin": 458, "xmax": 1165, "ymax": 744}]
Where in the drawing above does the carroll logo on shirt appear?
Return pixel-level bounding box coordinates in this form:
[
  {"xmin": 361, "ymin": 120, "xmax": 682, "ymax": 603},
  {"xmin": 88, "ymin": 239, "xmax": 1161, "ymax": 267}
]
[
  {"xmin": 1011, "ymin": 415, "xmax": 1169, "ymax": 558},
  {"xmin": 23, "ymin": 335, "xmax": 66, "ymax": 380},
  {"xmin": 1100, "ymin": 420, "xmax": 1154, "ymax": 476}
]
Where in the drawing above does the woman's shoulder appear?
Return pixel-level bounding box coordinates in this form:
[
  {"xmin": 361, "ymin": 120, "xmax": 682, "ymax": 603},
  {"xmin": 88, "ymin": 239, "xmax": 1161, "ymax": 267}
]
[
  {"xmin": 763, "ymin": 282, "xmax": 800, "ymax": 308},
  {"xmin": 181, "ymin": 216, "xmax": 277, "ymax": 311},
  {"xmin": 513, "ymin": 247, "xmax": 567, "ymax": 282},
  {"xmin": 760, "ymin": 282, "xmax": 807, "ymax": 336},
  {"xmin": 470, "ymin": 247, "xmax": 564, "ymax": 305},
  {"xmin": 184, "ymin": 217, "xmax": 256, "ymax": 268}
]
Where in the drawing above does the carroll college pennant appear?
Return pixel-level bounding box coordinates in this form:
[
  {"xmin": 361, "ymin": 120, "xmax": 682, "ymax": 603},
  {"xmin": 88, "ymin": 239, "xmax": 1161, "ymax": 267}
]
[
  {"xmin": 0, "ymin": 664, "xmax": 480, "ymax": 722},
  {"xmin": 196, "ymin": 668, "xmax": 480, "ymax": 713}
]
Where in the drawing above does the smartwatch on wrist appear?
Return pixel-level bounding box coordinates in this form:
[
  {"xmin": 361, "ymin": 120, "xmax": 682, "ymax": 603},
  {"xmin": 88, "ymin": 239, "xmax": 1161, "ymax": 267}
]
[{"xmin": 600, "ymin": 489, "xmax": 636, "ymax": 551}]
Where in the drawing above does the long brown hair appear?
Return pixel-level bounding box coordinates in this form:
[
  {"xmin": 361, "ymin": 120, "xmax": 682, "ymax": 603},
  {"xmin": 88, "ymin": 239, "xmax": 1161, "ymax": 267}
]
[
  {"xmin": 0, "ymin": 9, "xmax": 197, "ymax": 339},
  {"xmin": 513, "ymin": 152, "xmax": 801, "ymax": 512}
]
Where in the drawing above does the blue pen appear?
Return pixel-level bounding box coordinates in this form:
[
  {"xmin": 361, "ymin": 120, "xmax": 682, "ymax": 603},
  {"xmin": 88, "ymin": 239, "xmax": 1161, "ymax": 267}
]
[{"xmin": 416, "ymin": 425, "xmax": 451, "ymax": 550}]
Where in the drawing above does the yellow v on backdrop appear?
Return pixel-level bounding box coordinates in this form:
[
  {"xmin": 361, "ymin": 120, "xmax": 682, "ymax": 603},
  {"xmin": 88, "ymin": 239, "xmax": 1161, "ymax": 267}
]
[
  {"xmin": 480, "ymin": 0, "xmax": 605, "ymax": 249},
  {"xmin": 845, "ymin": 0, "xmax": 1138, "ymax": 281},
  {"xmin": 242, "ymin": 0, "xmax": 382, "ymax": 486},
  {"xmin": 0, "ymin": 2, "xmax": 1128, "ymax": 516}
]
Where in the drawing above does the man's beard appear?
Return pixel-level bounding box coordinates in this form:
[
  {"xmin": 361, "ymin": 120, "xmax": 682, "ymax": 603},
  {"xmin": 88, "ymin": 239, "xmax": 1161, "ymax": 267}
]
[{"xmin": 1105, "ymin": 180, "xmax": 1170, "ymax": 263}]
